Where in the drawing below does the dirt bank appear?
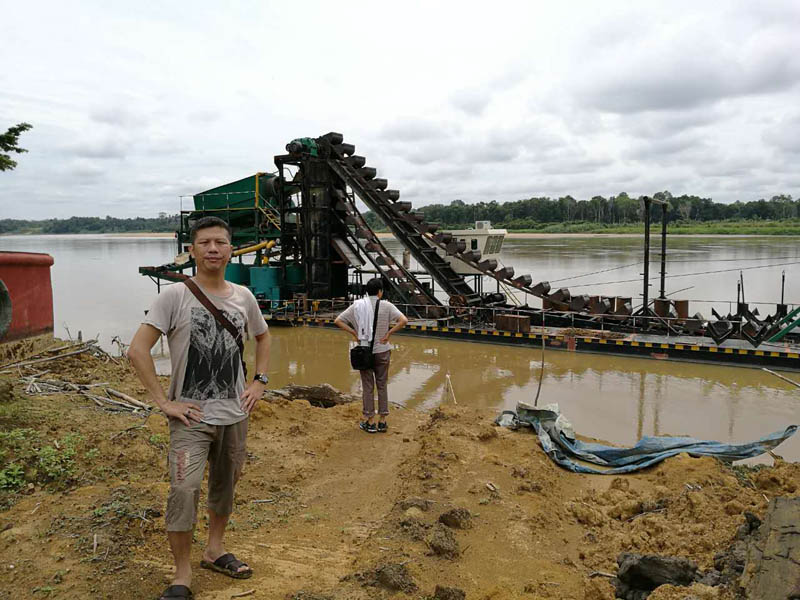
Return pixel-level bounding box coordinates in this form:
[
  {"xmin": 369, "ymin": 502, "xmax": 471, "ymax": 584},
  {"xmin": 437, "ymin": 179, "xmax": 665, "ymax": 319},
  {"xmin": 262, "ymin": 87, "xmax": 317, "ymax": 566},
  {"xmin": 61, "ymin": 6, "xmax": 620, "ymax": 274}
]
[{"xmin": 1, "ymin": 342, "xmax": 798, "ymax": 599}]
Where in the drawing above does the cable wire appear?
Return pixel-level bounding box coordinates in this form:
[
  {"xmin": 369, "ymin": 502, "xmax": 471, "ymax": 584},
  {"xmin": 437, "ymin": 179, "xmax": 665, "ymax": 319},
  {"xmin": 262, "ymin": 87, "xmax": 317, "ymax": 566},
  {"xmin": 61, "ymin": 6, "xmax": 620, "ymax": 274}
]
[
  {"xmin": 567, "ymin": 259, "xmax": 800, "ymax": 288},
  {"xmin": 660, "ymin": 255, "xmax": 800, "ymax": 263},
  {"xmin": 549, "ymin": 261, "xmax": 642, "ymax": 284}
]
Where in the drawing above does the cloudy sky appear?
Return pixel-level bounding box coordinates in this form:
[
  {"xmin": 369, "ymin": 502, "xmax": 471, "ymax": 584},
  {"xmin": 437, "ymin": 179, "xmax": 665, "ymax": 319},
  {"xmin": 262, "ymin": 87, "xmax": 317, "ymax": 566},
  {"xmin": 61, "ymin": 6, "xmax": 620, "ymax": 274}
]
[{"xmin": 2, "ymin": 0, "xmax": 799, "ymax": 219}]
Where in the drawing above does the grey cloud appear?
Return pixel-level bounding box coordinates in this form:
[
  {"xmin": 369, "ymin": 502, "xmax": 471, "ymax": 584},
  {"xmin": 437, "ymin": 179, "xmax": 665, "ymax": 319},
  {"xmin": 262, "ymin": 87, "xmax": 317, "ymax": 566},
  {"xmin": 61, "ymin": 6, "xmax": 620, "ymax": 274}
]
[
  {"xmin": 539, "ymin": 155, "xmax": 615, "ymax": 176},
  {"xmin": 90, "ymin": 105, "xmax": 148, "ymax": 127},
  {"xmin": 736, "ymin": 2, "xmax": 800, "ymax": 29},
  {"xmin": 450, "ymin": 65, "xmax": 529, "ymax": 117},
  {"xmin": 66, "ymin": 159, "xmax": 106, "ymax": 181},
  {"xmin": 485, "ymin": 127, "xmax": 540, "ymax": 148},
  {"xmin": 451, "ymin": 87, "xmax": 492, "ymax": 116},
  {"xmin": 7, "ymin": 3, "xmax": 800, "ymax": 217},
  {"xmin": 469, "ymin": 125, "xmax": 567, "ymax": 164},
  {"xmin": 695, "ymin": 155, "xmax": 763, "ymax": 178},
  {"xmin": 465, "ymin": 143, "xmax": 520, "ymax": 164},
  {"xmin": 378, "ymin": 118, "xmax": 458, "ymax": 142},
  {"xmin": 65, "ymin": 130, "xmax": 187, "ymax": 160},
  {"xmin": 716, "ymin": 172, "xmax": 784, "ymax": 191},
  {"xmin": 586, "ymin": 69, "xmax": 730, "ymax": 114},
  {"xmin": 574, "ymin": 22, "xmax": 800, "ymax": 113},
  {"xmin": 421, "ymin": 164, "xmax": 474, "ymax": 181},
  {"xmin": 143, "ymin": 135, "xmax": 190, "ymax": 156},
  {"xmin": 396, "ymin": 181, "xmax": 425, "ymax": 201},
  {"xmin": 624, "ymin": 132, "xmax": 706, "ymax": 160},
  {"xmin": 402, "ymin": 140, "xmax": 454, "ymax": 166},
  {"xmin": 763, "ymin": 113, "xmax": 800, "ymax": 154},
  {"xmin": 622, "ymin": 108, "xmax": 723, "ymax": 140},
  {"xmin": 66, "ymin": 137, "xmax": 128, "ymax": 159}
]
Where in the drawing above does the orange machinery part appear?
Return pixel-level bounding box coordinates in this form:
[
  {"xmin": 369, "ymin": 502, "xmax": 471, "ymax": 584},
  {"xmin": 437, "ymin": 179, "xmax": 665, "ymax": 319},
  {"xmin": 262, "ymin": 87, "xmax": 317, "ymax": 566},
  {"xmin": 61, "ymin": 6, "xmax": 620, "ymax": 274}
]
[{"xmin": 0, "ymin": 251, "xmax": 55, "ymax": 342}]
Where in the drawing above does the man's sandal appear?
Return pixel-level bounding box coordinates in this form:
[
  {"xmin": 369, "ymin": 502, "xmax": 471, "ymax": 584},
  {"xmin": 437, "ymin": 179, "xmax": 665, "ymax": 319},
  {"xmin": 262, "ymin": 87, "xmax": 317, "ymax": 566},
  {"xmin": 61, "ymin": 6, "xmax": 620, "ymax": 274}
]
[
  {"xmin": 158, "ymin": 584, "xmax": 193, "ymax": 599},
  {"xmin": 200, "ymin": 553, "xmax": 253, "ymax": 579}
]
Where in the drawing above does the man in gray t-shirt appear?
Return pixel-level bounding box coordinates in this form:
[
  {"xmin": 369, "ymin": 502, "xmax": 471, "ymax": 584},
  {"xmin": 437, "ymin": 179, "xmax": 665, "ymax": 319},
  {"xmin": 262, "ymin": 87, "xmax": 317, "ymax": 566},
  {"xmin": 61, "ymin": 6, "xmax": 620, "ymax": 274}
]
[
  {"xmin": 129, "ymin": 217, "xmax": 270, "ymax": 600},
  {"xmin": 335, "ymin": 277, "xmax": 408, "ymax": 433},
  {"xmin": 142, "ymin": 281, "xmax": 266, "ymax": 425}
]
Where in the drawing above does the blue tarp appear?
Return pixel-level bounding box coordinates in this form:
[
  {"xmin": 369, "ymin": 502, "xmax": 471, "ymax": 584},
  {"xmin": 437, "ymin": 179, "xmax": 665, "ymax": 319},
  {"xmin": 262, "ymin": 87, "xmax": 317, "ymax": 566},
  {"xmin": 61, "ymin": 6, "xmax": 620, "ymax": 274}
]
[{"xmin": 495, "ymin": 403, "xmax": 797, "ymax": 475}]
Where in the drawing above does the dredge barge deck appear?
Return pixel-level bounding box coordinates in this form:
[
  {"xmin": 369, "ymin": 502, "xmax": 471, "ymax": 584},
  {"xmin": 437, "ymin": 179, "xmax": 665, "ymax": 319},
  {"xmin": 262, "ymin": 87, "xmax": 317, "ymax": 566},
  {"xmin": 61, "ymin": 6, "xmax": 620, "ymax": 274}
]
[
  {"xmin": 140, "ymin": 132, "xmax": 800, "ymax": 371},
  {"xmin": 263, "ymin": 309, "xmax": 800, "ymax": 372}
]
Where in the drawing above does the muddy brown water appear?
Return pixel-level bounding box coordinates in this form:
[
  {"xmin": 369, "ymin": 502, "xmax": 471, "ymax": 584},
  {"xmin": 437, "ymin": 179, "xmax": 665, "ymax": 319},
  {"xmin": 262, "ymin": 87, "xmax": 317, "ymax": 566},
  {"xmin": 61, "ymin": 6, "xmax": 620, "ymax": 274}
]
[
  {"xmin": 257, "ymin": 325, "xmax": 800, "ymax": 463},
  {"xmin": 3, "ymin": 234, "xmax": 800, "ymax": 461}
]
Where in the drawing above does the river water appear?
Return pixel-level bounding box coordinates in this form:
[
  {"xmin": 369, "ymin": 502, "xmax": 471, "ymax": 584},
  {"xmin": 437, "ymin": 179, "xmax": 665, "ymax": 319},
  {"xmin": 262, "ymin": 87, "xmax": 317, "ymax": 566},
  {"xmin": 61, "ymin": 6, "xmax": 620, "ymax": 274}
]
[{"xmin": 3, "ymin": 234, "xmax": 800, "ymax": 461}]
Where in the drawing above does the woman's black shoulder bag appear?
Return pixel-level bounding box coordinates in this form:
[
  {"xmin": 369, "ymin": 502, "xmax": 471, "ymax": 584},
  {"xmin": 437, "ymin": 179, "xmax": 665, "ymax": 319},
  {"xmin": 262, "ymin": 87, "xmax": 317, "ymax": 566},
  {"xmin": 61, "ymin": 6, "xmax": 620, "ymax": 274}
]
[{"xmin": 349, "ymin": 299, "xmax": 381, "ymax": 371}]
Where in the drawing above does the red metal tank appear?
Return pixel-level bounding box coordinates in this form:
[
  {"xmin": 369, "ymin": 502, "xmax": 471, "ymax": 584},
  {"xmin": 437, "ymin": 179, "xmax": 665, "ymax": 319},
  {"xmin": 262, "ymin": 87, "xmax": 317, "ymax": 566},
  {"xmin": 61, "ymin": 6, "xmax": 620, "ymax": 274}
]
[{"xmin": 0, "ymin": 251, "xmax": 55, "ymax": 342}]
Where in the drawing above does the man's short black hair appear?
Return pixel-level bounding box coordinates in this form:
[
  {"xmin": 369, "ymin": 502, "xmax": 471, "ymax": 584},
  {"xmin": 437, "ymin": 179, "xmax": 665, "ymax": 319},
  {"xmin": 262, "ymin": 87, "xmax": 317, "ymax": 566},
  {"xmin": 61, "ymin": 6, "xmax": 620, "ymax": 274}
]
[
  {"xmin": 365, "ymin": 277, "xmax": 384, "ymax": 296},
  {"xmin": 190, "ymin": 216, "xmax": 232, "ymax": 243}
]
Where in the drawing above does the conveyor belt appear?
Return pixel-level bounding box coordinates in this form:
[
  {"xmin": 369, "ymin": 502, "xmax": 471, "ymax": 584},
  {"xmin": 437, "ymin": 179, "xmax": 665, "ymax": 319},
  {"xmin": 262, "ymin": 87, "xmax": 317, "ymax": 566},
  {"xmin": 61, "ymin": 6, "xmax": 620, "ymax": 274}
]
[
  {"xmin": 329, "ymin": 190, "xmax": 442, "ymax": 318},
  {"xmin": 327, "ymin": 158, "xmax": 484, "ymax": 307},
  {"xmin": 323, "ymin": 138, "xmax": 553, "ymax": 308}
]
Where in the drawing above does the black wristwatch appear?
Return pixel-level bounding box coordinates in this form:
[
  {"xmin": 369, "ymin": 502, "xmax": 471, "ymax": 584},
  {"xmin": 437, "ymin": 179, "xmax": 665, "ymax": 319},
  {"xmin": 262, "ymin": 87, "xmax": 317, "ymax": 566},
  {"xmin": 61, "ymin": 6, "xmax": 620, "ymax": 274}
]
[{"xmin": 253, "ymin": 373, "xmax": 269, "ymax": 385}]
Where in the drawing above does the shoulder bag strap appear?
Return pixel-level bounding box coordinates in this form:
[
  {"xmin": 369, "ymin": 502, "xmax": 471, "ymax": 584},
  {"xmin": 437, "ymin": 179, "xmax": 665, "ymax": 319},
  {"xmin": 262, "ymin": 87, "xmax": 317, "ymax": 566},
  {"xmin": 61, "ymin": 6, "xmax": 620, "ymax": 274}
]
[
  {"xmin": 183, "ymin": 279, "xmax": 247, "ymax": 378},
  {"xmin": 367, "ymin": 298, "xmax": 381, "ymax": 353}
]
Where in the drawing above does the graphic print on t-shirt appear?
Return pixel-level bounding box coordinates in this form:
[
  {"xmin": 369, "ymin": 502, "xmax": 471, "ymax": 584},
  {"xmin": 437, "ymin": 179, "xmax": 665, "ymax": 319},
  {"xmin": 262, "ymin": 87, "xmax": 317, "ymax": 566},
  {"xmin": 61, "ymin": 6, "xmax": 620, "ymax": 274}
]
[{"xmin": 181, "ymin": 307, "xmax": 245, "ymax": 401}]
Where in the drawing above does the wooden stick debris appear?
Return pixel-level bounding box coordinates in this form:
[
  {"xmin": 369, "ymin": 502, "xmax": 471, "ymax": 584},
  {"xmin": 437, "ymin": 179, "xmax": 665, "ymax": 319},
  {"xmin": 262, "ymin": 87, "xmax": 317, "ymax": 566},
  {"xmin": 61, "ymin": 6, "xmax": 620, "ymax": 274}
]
[
  {"xmin": 106, "ymin": 388, "xmax": 151, "ymax": 410},
  {"xmin": 230, "ymin": 590, "xmax": 255, "ymax": 598},
  {"xmin": 445, "ymin": 373, "xmax": 458, "ymax": 404},
  {"xmin": 80, "ymin": 392, "xmax": 139, "ymax": 411},
  {"xmin": 0, "ymin": 345, "xmax": 93, "ymax": 372},
  {"xmin": 627, "ymin": 507, "xmax": 666, "ymax": 521},
  {"xmin": 19, "ymin": 371, "xmax": 153, "ymax": 415},
  {"xmin": 588, "ymin": 571, "xmax": 616, "ymax": 579},
  {"xmin": 0, "ymin": 341, "xmax": 85, "ymax": 370},
  {"xmin": 763, "ymin": 368, "xmax": 800, "ymax": 389}
]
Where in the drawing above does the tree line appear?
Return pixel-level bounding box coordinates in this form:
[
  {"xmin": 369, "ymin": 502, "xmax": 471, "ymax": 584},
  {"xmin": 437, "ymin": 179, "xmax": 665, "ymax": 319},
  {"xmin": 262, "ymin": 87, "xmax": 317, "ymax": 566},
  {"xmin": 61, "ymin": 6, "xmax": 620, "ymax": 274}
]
[
  {"xmin": 0, "ymin": 215, "xmax": 179, "ymax": 235},
  {"xmin": 364, "ymin": 192, "xmax": 798, "ymax": 230},
  {"xmin": 3, "ymin": 192, "xmax": 799, "ymax": 235}
]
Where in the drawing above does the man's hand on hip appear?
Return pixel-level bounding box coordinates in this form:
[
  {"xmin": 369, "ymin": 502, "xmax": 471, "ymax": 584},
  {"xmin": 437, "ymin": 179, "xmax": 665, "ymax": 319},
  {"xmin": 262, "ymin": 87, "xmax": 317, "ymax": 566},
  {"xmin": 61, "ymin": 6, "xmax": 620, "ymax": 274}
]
[
  {"xmin": 163, "ymin": 401, "xmax": 204, "ymax": 426},
  {"xmin": 241, "ymin": 381, "xmax": 266, "ymax": 414}
]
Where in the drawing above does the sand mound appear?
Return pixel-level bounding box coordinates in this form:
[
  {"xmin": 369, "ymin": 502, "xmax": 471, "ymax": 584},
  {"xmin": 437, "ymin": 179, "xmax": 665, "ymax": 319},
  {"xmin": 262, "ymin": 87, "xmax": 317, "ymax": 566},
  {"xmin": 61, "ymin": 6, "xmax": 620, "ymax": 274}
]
[{"xmin": 0, "ymin": 341, "xmax": 797, "ymax": 598}]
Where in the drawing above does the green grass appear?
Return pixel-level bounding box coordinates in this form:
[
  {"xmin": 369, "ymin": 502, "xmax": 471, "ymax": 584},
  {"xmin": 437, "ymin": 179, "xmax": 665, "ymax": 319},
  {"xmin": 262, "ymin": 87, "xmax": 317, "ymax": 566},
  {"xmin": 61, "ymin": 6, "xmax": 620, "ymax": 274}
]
[
  {"xmin": 0, "ymin": 428, "xmax": 88, "ymax": 492},
  {"xmin": 0, "ymin": 416, "xmax": 100, "ymax": 510}
]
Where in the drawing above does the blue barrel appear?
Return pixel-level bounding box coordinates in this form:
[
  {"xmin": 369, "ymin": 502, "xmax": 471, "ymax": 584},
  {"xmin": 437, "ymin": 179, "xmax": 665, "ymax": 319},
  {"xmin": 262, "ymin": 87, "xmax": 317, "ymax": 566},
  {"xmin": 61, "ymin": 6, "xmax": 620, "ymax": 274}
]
[{"xmin": 250, "ymin": 266, "xmax": 281, "ymax": 296}]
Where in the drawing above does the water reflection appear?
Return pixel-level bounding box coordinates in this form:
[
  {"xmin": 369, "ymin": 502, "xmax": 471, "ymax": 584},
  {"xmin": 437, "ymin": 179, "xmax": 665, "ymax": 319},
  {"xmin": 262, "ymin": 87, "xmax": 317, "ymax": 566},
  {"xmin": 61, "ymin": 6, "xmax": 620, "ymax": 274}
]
[
  {"xmin": 4, "ymin": 234, "xmax": 799, "ymax": 462},
  {"xmin": 1, "ymin": 235, "xmax": 175, "ymax": 346},
  {"xmin": 261, "ymin": 326, "xmax": 800, "ymax": 462}
]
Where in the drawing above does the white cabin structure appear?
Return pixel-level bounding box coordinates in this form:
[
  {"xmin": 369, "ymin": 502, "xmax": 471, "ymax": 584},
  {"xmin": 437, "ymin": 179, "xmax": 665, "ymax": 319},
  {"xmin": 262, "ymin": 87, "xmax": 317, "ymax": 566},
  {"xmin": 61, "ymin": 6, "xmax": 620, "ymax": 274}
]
[{"xmin": 437, "ymin": 221, "xmax": 507, "ymax": 275}]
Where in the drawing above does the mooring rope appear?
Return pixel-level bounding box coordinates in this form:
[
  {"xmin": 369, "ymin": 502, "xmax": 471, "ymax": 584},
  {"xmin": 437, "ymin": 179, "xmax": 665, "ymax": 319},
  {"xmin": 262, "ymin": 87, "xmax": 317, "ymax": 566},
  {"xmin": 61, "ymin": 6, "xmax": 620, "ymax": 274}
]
[{"xmin": 533, "ymin": 311, "xmax": 545, "ymax": 407}]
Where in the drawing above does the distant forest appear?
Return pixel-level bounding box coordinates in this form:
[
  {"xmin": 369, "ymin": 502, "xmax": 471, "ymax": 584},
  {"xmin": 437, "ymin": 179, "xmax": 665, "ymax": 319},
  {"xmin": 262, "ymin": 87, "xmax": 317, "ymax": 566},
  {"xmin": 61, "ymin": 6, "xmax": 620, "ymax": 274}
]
[
  {"xmin": 2, "ymin": 192, "xmax": 799, "ymax": 234},
  {"xmin": 0, "ymin": 214, "xmax": 179, "ymax": 234},
  {"xmin": 364, "ymin": 192, "xmax": 799, "ymax": 230}
]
